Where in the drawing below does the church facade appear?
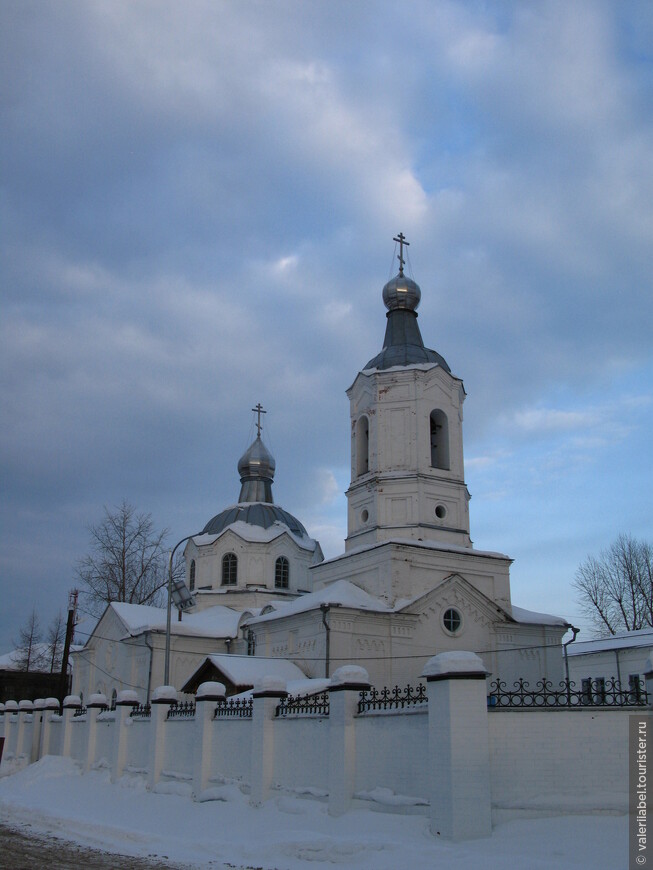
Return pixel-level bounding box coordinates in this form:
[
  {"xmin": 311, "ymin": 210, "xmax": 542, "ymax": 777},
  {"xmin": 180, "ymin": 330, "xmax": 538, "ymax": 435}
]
[
  {"xmin": 240, "ymin": 239, "xmax": 570, "ymax": 688},
  {"xmin": 73, "ymin": 237, "xmax": 571, "ymax": 702}
]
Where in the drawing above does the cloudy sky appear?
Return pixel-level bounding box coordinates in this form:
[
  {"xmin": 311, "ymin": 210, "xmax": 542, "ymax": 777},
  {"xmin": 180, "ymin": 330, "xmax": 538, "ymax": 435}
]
[{"xmin": 1, "ymin": 0, "xmax": 652, "ymax": 654}]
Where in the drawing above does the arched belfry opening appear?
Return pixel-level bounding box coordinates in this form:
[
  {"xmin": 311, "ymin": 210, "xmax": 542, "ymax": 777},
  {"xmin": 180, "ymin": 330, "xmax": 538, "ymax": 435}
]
[
  {"xmin": 356, "ymin": 415, "xmax": 370, "ymax": 476},
  {"xmin": 430, "ymin": 410, "xmax": 450, "ymax": 470}
]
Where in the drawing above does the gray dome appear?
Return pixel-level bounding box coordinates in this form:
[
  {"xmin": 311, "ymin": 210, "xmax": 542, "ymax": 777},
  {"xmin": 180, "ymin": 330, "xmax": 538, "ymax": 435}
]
[
  {"xmin": 382, "ymin": 272, "xmax": 421, "ymax": 312},
  {"xmin": 202, "ymin": 503, "xmax": 309, "ymax": 538},
  {"xmin": 238, "ymin": 435, "xmax": 276, "ymax": 481}
]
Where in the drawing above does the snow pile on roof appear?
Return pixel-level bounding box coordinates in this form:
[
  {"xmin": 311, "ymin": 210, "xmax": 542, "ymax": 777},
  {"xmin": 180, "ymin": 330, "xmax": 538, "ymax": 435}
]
[
  {"xmin": 319, "ymin": 537, "xmax": 511, "ymax": 565},
  {"xmin": 232, "ymin": 677, "xmax": 331, "ymax": 700},
  {"xmin": 205, "ymin": 653, "xmax": 306, "ymax": 686},
  {"xmin": 245, "ymin": 579, "xmax": 392, "ymax": 625},
  {"xmin": 0, "ymin": 642, "xmax": 82, "ymax": 672},
  {"xmin": 567, "ymin": 627, "xmax": 653, "ymax": 656},
  {"xmin": 109, "ymin": 602, "xmax": 247, "ymax": 640},
  {"xmin": 510, "ymin": 605, "xmax": 569, "ymax": 627}
]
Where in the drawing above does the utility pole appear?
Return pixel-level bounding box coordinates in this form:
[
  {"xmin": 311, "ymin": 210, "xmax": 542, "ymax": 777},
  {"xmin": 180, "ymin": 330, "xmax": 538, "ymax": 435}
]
[{"xmin": 59, "ymin": 589, "xmax": 78, "ymax": 703}]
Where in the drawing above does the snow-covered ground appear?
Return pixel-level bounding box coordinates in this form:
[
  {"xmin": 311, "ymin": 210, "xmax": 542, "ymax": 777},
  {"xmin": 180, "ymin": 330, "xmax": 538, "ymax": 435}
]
[{"xmin": 0, "ymin": 757, "xmax": 627, "ymax": 869}]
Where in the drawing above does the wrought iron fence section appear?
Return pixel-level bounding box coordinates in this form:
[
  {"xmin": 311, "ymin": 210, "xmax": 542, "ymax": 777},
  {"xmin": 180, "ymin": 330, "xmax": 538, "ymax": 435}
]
[
  {"xmin": 358, "ymin": 683, "xmax": 427, "ymax": 714},
  {"xmin": 488, "ymin": 677, "xmax": 649, "ymax": 709},
  {"xmin": 275, "ymin": 691, "xmax": 330, "ymax": 717},
  {"xmin": 213, "ymin": 697, "xmax": 253, "ymax": 719},
  {"xmin": 166, "ymin": 700, "xmax": 196, "ymax": 719},
  {"xmin": 129, "ymin": 703, "xmax": 151, "ymax": 719},
  {"xmin": 73, "ymin": 706, "xmax": 87, "ymax": 717}
]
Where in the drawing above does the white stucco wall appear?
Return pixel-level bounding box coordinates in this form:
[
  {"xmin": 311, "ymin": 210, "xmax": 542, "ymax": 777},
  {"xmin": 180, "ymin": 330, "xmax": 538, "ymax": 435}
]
[
  {"xmin": 488, "ymin": 709, "xmax": 629, "ymax": 818},
  {"xmin": 354, "ymin": 708, "xmax": 430, "ymax": 801}
]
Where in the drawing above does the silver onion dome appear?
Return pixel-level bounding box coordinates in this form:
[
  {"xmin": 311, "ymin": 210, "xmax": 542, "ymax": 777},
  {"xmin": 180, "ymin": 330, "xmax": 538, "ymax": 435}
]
[
  {"xmin": 236, "ymin": 435, "xmax": 276, "ymax": 503},
  {"xmin": 382, "ymin": 272, "xmax": 421, "ymax": 312},
  {"xmin": 237, "ymin": 435, "xmax": 276, "ymax": 481}
]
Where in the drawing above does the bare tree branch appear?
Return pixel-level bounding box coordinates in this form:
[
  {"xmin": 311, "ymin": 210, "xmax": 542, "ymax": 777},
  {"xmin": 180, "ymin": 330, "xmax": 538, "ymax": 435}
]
[
  {"xmin": 75, "ymin": 500, "xmax": 175, "ymax": 617},
  {"xmin": 13, "ymin": 607, "xmax": 46, "ymax": 671},
  {"xmin": 573, "ymin": 535, "xmax": 653, "ymax": 635},
  {"xmin": 46, "ymin": 610, "xmax": 66, "ymax": 673}
]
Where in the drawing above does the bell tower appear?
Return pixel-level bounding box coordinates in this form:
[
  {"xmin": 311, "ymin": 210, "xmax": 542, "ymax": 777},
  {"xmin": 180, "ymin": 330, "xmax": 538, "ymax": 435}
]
[{"xmin": 345, "ymin": 235, "xmax": 472, "ymax": 551}]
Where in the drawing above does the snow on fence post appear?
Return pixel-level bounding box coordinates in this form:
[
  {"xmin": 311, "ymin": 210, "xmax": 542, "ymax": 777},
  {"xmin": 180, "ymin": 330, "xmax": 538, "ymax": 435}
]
[
  {"xmin": 422, "ymin": 651, "xmax": 491, "ymax": 841},
  {"xmin": 39, "ymin": 698, "xmax": 62, "ymax": 758},
  {"xmin": 111, "ymin": 690, "xmax": 139, "ymax": 782},
  {"xmin": 61, "ymin": 695, "xmax": 82, "ymax": 758},
  {"xmin": 644, "ymin": 654, "xmax": 653, "ymax": 710},
  {"xmin": 328, "ymin": 665, "xmax": 371, "ymax": 817},
  {"xmin": 250, "ymin": 677, "xmax": 288, "ymax": 807},
  {"xmin": 147, "ymin": 685, "xmax": 177, "ymax": 790},
  {"xmin": 192, "ymin": 681, "xmax": 226, "ymax": 800},
  {"xmin": 16, "ymin": 700, "xmax": 34, "ymax": 765},
  {"xmin": 85, "ymin": 692, "xmax": 109, "ymax": 771},
  {"xmin": 31, "ymin": 699, "xmax": 46, "ymax": 763}
]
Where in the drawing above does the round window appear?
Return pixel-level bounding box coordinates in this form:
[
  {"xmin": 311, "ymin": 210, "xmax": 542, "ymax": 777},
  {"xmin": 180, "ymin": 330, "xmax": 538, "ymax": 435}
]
[
  {"xmin": 361, "ymin": 509, "xmax": 369, "ymax": 523},
  {"xmin": 435, "ymin": 504, "xmax": 447, "ymax": 520},
  {"xmin": 443, "ymin": 607, "xmax": 462, "ymax": 634}
]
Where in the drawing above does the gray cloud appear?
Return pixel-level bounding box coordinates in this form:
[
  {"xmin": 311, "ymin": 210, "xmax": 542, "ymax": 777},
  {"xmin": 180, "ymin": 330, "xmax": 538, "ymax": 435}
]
[{"xmin": 1, "ymin": 0, "xmax": 652, "ymax": 648}]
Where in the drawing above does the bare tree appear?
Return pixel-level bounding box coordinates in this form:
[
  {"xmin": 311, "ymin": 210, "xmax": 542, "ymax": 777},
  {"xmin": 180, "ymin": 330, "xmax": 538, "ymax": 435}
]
[
  {"xmin": 13, "ymin": 607, "xmax": 46, "ymax": 671},
  {"xmin": 573, "ymin": 535, "xmax": 653, "ymax": 635},
  {"xmin": 76, "ymin": 500, "xmax": 174, "ymax": 617},
  {"xmin": 46, "ymin": 610, "xmax": 66, "ymax": 673}
]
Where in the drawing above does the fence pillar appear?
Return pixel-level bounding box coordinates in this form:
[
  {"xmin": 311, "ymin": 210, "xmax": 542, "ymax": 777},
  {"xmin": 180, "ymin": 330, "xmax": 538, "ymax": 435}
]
[
  {"xmin": 85, "ymin": 693, "xmax": 109, "ymax": 771},
  {"xmin": 39, "ymin": 698, "xmax": 62, "ymax": 758},
  {"xmin": 328, "ymin": 666, "xmax": 370, "ymax": 817},
  {"xmin": 250, "ymin": 677, "xmax": 287, "ymax": 807},
  {"xmin": 31, "ymin": 699, "xmax": 46, "ymax": 763},
  {"xmin": 147, "ymin": 685, "xmax": 177, "ymax": 790},
  {"xmin": 16, "ymin": 700, "xmax": 35, "ymax": 764},
  {"xmin": 192, "ymin": 681, "xmax": 226, "ymax": 800},
  {"xmin": 422, "ymin": 651, "xmax": 491, "ymax": 841},
  {"xmin": 61, "ymin": 695, "xmax": 82, "ymax": 758},
  {"xmin": 110, "ymin": 690, "xmax": 139, "ymax": 782},
  {"xmin": 1, "ymin": 701, "xmax": 18, "ymax": 764}
]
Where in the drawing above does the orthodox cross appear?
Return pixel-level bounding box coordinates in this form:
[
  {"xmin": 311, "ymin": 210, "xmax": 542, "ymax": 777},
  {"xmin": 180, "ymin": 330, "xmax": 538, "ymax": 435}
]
[
  {"xmin": 252, "ymin": 402, "xmax": 266, "ymax": 437},
  {"xmin": 393, "ymin": 232, "xmax": 409, "ymax": 275}
]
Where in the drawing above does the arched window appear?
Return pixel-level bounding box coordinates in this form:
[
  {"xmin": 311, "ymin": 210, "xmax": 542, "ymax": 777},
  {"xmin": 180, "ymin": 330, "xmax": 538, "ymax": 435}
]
[
  {"xmin": 275, "ymin": 556, "xmax": 289, "ymax": 589},
  {"xmin": 356, "ymin": 415, "xmax": 369, "ymax": 476},
  {"xmin": 430, "ymin": 410, "xmax": 450, "ymax": 470},
  {"xmin": 222, "ymin": 553, "xmax": 237, "ymax": 586},
  {"xmin": 189, "ymin": 559, "xmax": 196, "ymax": 592}
]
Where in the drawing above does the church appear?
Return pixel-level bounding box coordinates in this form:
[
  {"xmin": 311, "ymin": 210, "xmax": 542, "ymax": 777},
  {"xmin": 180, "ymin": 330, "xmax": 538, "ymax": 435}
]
[{"xmin": 72, "ymin": 236, "xmax": 570, "ymax": 702}]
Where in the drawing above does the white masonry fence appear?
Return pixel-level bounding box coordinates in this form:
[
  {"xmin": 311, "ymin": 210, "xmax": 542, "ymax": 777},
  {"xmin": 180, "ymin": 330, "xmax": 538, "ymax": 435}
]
[{"xmin": 0, "ymin": 652, "xmax": 648, "ymax": 842}]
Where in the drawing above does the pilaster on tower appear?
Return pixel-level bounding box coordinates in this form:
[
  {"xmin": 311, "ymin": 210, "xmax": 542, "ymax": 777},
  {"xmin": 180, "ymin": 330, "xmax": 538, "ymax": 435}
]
[{"xmin": 345, "ymin": 237, "xmax": 472, "ymax": 551}]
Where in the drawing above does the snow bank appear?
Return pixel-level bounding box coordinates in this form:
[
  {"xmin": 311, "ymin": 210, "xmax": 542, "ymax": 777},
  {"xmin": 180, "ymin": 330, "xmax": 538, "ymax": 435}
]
[{"xmin": 0, "ymin": 755, "xmax": 628, "ymax": 870}]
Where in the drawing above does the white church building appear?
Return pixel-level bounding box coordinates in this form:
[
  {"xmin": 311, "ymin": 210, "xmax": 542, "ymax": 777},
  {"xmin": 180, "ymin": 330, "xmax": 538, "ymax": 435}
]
[{"xmin": 72, "ymin": 237, "xmax": 571, "ymax": 702}]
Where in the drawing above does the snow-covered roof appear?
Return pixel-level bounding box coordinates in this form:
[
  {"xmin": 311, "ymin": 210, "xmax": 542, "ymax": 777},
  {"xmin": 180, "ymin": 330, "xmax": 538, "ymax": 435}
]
[
  {"xmin": 567, "ymin": 627, "xmax": 653, "ymax": 656},
  {"xmin": 244, "ymin": 579, "xmax": 392, "ymax": 625},
  {"xmin": 317, "ymin": 537, "xmax": 511, "ymax": 566},
  {"xmin": 107, "ymin": 602, "xmax": 248, "ymax": 640},
  {"xmin": 204, "ymin": 654, "xmax": 307, "ymax": 686},
  {"xmin": 0, "ymin": 642, "xmax": 83, "ymax": 672},
  {"xmin": 509, "ymin": 605, "xmax": 570, "ymax": 627},
  {"xmin": 231, "ymin": 677, "xmax": 330, "ymax": 699}
]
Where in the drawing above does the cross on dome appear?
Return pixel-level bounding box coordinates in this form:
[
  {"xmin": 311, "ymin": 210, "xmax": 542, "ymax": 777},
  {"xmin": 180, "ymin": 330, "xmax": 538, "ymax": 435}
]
[
  {"xmin": 393, "ymin": 232, "xmax": 410, "ymax": 275},
  {"xmin": 252, "ymin": 402, "xmax": 266, "ymax": 437}
]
